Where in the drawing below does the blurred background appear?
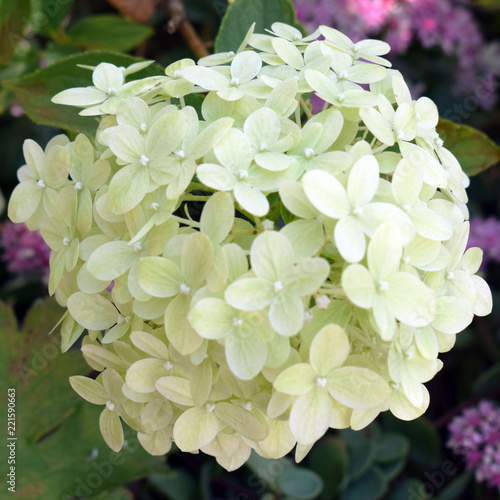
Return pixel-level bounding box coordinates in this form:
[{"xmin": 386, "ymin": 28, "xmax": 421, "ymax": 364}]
[{"xmin": 1, "ymin": 0, "xmax": 500, "ymax": 499}]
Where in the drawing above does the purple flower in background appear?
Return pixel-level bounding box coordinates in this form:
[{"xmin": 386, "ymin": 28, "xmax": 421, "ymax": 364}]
[
  {"xmin": 447, "ymin": 400, "xmax": 500, "ymax": 490},
  {"xmin": 0, "ymin": 221, "xmax": 50, "ymax": 282},
  {"xmin": 467, "ymin": 217, "xmax": 500, "ymax": 269},
  {"xmin": 294, "ymin": 0, "xmax": 500, "ymax": 109}
]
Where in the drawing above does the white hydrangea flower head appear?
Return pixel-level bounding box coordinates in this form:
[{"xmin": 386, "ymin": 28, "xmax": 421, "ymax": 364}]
[{"xmin": 8, "ymin": 22, "xmax": 492, "ymax": 469}]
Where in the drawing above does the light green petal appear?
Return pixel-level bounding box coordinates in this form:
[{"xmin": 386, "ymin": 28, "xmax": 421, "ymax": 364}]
[
  {"xmin": 255, "ymin": 152, "xmax": 291, "ymax": 172},
  {"xmin": 137, "ymin": 256, "xmax": 183, "ymax": 297},
  {"xmin": 130, "ymin": 330, "xmax": 169, "ymax": 359},
  {"xmin": 87, "ymin": 240, "xmax": 136, "ymax": 281},
  {"xmin": 265, "ymin": 78, "xmax": 298, "ymax": 116},
  {"xmin": 392, "ymin": 158, "xmax": 422, "ymax": 206},
  {"xmin": 290, "ymin": 387, "xmax": 333, "ymax": 445},
  {"xmin": 107, "ymin": 164, "xmax": 150, "ymax": 214},
  {"xmin": 69, "ymin": 376, "xmax": 108, "ymax": 405},
  {"xmin": 138, "ymin": 429, "xmax": 172, "ymax": 455},
  {"xmin": 341, "ymin": 264, "xmax": 375, "ymax": 309},
  {"xmin": 108, "ymin": 125, "xmax": 144, "ymax": 163},
  {"xmin": 126, "ymin": 358, "xmax": 169, "ymax": 393},
  {"xmin": 190, "ymin": 117, "xmax": 234, "ymax": 159},
  {"xmin": 273, "ymin": 363, "xmax": 316, "ymax": 395},
  {"xmin": 245, "ymin": 107, "xmax": 281, "ymax": 147},
  {"xmin": 231, "ymin": 50, "xmax": 262, "ymax": 83},
  {"xmin": 373, "ymin": 294, "xmax": 397, "ymax": 340},
  {"xmin": 45, "ymin": 145, "xmax": 70, "ymax": 188},
  {"xmin": 368, "ymin": 222, "xmax": 403, "ymax": 281},
  {"xmin": 286, "ymin": 257, "xmax": 329, "ymax": 296},
  {"xmin": 197, "ymin": 163, "xmax": 237, "ymax": 191},
  {"xmin": 472, "ymin": 275, "xmax": 493, "ymax": 317},
  {"xmin": 394, "ymin": 103, "xmax": 416, "ymax": 141},
  {"xmin": 234, "ymin": 182, "xmax": 269, "ymax": 217},
  {"xmin": 328, "ymin": 366, "xmax": 390, "ymax": 409},
  {"xmin": 359, "ymin": 107, "xmax": 395, "ymax": 146},
  {"xmin": 141, "ymin": 399, "xmax": 173, "ymax": 432},
  {"xmin": 272, "ymin": 38, "xmax": 304, "ymax": 70},
  {"xmin": 8, "ymin": 181, "xmax": 42, "ymax": 223},
  {"xmin": 225, "ymin": 278, "xmax": 274, "ymax": 311},
  {"xmin": 347, "ymin": 155, "xmax": 379, "ymax": 207},
  {"xmin": 155, "ymin": 376, "xmax": 194, "ymax": 406},
  {"xmin": 67, "ymin": 292, "xmax": 117, "ymax": 330},
  {"xmin": 432, "ymin": 296, "xmax": 473, "ymax": 334},
  {"xmin": 188, "ymin": 297, "xmax": 234, "ymax": 339},
  {"xmin": 265, "ymin": 333, "xmax": 290, "ymax": 369},
  {"xmin": 182, "ymin": 65, "xmax": 228, "ymax": 90},
  {"xmin": 165, "ymin": 294, "xmax": 204, "ymax": 355},
  {"xmin": 226, "ymin": 331, "xmax": 267, "ymax": 380},
  {"xmin": 390, "ymin": 386, "xmax": 429, "ymax": 421},
  {"xmin": 386, "ymin": 273, "xmax": 436, "ymax": 327},
  {"xmin": 147, "ymin": 111, "xmax": 187, "ymax": 159},
  {"xmin": 214, "ymin": 402, "xmax": 268, "ymax": 441},
  {"xmin": 334, "ymin": 215, "xmax": 366, "ymax": 263},
  {"xmin": 281, "ymin": 219, "xmax": 324, "ymax": 260},
  {"xmin": 251, "ymin": 230, "xmax": 294, "ymax": 282},
  {"xmin": 310, "ymin": 324, "xmax": 350, "ymax": 375},
  {"xmin": 174, "ymin": 406, "xmax": 219, "ymax": 452},
  {"xmin": 269, "ymin": 293, "xmax": 304, "ymax": 337},
  {"xmin": 415, "ymin": 326, "xmax": 438, "ymax": 360},
  {"xmin": 181, "ymin": 232, "xmax": 213, "ymax": 287},
  {"xmin": 410, "ymin": 207, "xmax": 453, "ymax": 241},
  {"xmin": 279, "ymin": 181, "xmax": 319, "ymax": 219},
  {"xmin": 99, "ymin": 408, "xmax": 124, "ymax": 452},
  {"xmin": 200, "ymin": 191, "xmax": 234, "ymax": 244},
  {"xmin": 302, "ymin": 169, "xmax": 350, "ymax": 219},
  {"xmin": 52, "ymin": 87, "xmax": 107, "ymax": 106}
]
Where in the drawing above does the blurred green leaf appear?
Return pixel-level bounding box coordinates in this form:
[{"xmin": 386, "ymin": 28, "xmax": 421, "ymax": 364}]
[
  {"xmin": 67, "ymin": 15, "xmax": 153, "ymax": 52},
  {"xmin": 377, "ymin": 457, "xmax": 405, "ymax": 481},
  {"xmin": 308, "ymin": 437, "xmax": 348, "ymax": 500},
  {"xmin": 215, "ymin": 0, "xmax": 304, "ymax": 53},
  {"xmin": 433, "ymin": 470, "xmax": 473, "ymax": 500},
  {"xmin": 0, "ymin": 298, "xmax": 165, "ymax": 499},
  {"xmin": 382, "ymin": 415, "xmax": 442, "ymax": 468},
  {"xmin": 472, "ymin": 361, "xmax": 500, "ymax": 394},
  {"xmin": 149, "ymin": 470, "xmax": 198, "ymax": 500},
  {"xmin": 29, "ymin": 0, "xmax": 74, "ymax": 37},
  {"xmin": 389, "ymin": 479, "xmax": 425, "ymax": 500},
  {"xmin": 437, "ymin": 118, "xmax": 500, "ymax": 176},
  {"xmin": 278, "ymin": 467, "xmax": 323, "ymax": 500},
  {"xmin": 4, "ymin": 51, "xmax": 163, "ymax": 133},
  {"xmin": 345, "ymin": 438, "xmax": 377, "ymax": 481},
  {"xmin": 86, "ymin": 488, "xmax": 133, "ymax": 500},
  {"xmin": 374, "ymin": 433, "xmax": 409, "ymax": 464},
  {"xmin": 0, "ymin": 0, "xmax": 31, "ymax": 66},
  {"xmin": 341, "ymin": 467, "xmax": 388, "ymax": 500}
]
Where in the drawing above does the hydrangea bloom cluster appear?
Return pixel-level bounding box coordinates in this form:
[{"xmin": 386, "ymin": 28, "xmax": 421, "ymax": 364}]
[
  {"xmin": 295, "ymin": 0, "xmax": 500, "ymax": 108},
  {"xmin": 468, "ymin": 217, "xmax": 500, "ymax": 269},
  {"xmin": 447, "ymin": 400, "xmax": 500, "ymax": 490},
  {"xmin": 0, "ymin": 221, "xmax": 50, "ymax": 281},
  {"xmin": 7, "ymin": 23, "xmax": 492, "ymax": 470}
]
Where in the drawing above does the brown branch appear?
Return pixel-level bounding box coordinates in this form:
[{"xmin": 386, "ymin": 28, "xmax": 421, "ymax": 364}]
[{"xmin": 163, "ymin": 0, "xmax": 209, "ymax": 59}]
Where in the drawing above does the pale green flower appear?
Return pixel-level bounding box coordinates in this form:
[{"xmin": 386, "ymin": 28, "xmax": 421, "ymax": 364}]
[
  {"xmin": 8, "ymin": 138, "xmax": 70, "ymax": 229},
  {"xmin": 302, "ymin": 157, "xmax": 413, "ymax": 263},
  {"xmin": 342, "ymin": 222, "xmax": 436, "ymax": 340},
  {"xmin": 274, "ymin": 324, "xmax": 390, "ymax": 444},
  {"xmin": 52, "ymin": 62, "xmax": 144, "ymax": 115},
  {"xmin": 225, "ymin": 231, "xmax": 329, "ymax": 336}
]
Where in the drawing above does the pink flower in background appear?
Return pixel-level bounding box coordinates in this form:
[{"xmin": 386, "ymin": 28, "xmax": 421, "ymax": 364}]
[
  {"xmin": 294, "ymin": 0, "xmax": 500, "ymax": 109},
  {"xmin": 0, "ymin": 221, "xmax": 50, "ymax": 281},
  {"xmin": 467, "ymin": 217, "xmax": 500, "ymax": 269},
  {"xmin": 447, "ymin": 400, "xmax": 500, "ymax": 490}
]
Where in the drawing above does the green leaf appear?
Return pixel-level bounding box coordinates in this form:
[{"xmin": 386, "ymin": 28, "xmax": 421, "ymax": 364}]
[
  {"xmin": 30, "ymin": 0, "xmax": 74, "ymax": 37},
  {"xmin": 341, "ymin": 467, "xmax": 388, "ymax": 500},
  {"xmin": 374, "ymin": 433, "xmax": 409, "ymax": 464},
  {"xmin": 0, "ymin": 299, "xmax": 164, "ymax": 499},
  {"xmin": 381, "ymin": 414, "xmax": 441, "ymax": 468},
  {"xmin": 67, "ymin": 15, "xmax": 153, "ymax": 52},
  {"xmin": 85, "ymin": 488, "xmax": 133, "ymax": 500},
  {"xmin": 278, "ymin": 467, "xmax": 324, "ymax": 500},
  {"xmin": 4, "ymin": 51, "xmax": 163, "ymax": 134},
  {"xmin": 308, "ymin": 437, "xmax": 348, "ymax": 500},
  {"xmin": 389, "ymin": 479, "xmax": 425, "ymax": 500},
  {"xmin": 472, "ymin": 361, "xmax": 500, "ymax": 395},
  {"xmin": 437, "ymin": 118, "xmax": 500, "ymax": 176},
  {"xmin": 0, "ymin": 0, "xmax": 31, "ymax": 65},
  {"xmin": 215, "ymin": 0, "xmax": 304, "ymax": 53},
  {"xmin": 148, "ymin": 470, "xmax": 197, "ymax": 500},
  {"xmin": 433, "ymin": 470, "xmax": 473, "ymax": 500},
  {"xmin": 345, "ymin": 438, "xmax": 377, "ymax": 482}
]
